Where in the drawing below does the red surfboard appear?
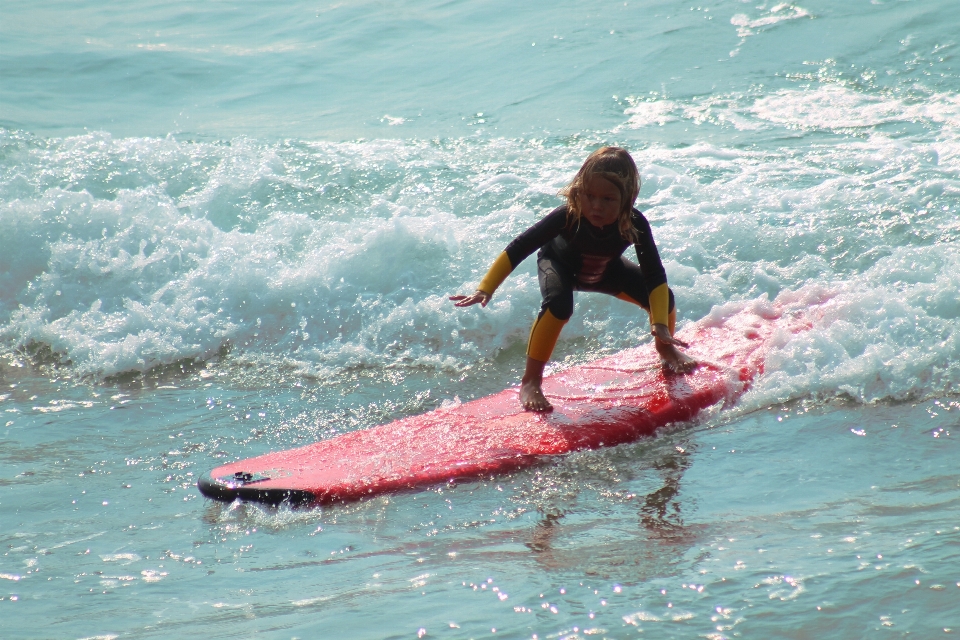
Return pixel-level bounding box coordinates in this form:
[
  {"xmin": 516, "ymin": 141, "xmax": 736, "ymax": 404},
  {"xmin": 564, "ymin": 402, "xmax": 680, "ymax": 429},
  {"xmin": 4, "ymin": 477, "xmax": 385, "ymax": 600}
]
[{"xmin": 198, "ymin": 299, "xmax": 815, "ymax": 506}]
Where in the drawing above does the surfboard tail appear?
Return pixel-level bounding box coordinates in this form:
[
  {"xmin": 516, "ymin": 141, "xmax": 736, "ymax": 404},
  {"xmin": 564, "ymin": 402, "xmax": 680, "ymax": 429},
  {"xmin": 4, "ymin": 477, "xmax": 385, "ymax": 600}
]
[{"xmin": 197, "ymin": 471, "xmax": 316, "ymax": 506}]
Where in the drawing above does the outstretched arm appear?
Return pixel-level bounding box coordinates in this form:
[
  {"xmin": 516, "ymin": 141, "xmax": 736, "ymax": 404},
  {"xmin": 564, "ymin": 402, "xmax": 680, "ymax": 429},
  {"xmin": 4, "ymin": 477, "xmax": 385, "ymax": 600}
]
[
  {"xmin": 448, "ymin": 250, "xmax": 509, "ymax": 309},
  {"xmin": 450, "ymin": 206, "xmax": 568, "ymax": 310}
]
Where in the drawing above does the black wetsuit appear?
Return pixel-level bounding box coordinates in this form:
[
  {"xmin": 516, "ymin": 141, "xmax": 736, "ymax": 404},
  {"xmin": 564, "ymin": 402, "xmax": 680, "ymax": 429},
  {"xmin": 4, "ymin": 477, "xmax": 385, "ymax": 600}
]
[{"xmin": 503, "ymin": 205, "xmax": 674, "ymax": 321}]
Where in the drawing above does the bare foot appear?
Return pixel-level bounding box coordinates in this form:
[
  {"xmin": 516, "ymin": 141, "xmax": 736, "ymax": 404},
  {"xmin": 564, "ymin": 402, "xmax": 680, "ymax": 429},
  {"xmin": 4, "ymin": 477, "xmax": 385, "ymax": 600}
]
[
  {"xmin": 520, "ymin": 356, "xmax": 553, "ymax": 412},
  {"xmin": 655, "ymin": 339, "xmax": 698, "ymax": 373},
  {"xmin": 520, "ymin": 378, "xmax": 553, "ymax": 412}
]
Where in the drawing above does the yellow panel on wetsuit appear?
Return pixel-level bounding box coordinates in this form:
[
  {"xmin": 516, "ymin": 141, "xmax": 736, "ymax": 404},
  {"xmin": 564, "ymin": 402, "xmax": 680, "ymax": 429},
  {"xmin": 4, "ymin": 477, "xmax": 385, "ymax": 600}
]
[
  {"xmin": 526, "ymin": 309, "xmax": 567, "ymax": 362},
  {"xmin": 616, "ymin": 283, "xmax": 670, "ymax": 327},
  {"xmin": 477, "ymin": 252, "xmax": 513, "ymax": 295},
  {"xmin": 647, "ymin": 283, "xmax": 670, "ymax": 327}
]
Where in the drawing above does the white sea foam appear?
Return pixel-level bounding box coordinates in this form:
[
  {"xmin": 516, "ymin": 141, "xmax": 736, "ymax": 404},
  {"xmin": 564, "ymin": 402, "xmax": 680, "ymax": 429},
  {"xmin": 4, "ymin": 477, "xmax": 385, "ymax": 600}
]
[
  {"xmin": 625, "ymin": 85, "xmax": 960, "ymax": 135},
  {"xmin": 731, "ymin": 4, "xmax": 813, "ymax": 38},
  {"xmin": 100, "ymin": 553, "xmax": 141, "ymax": 563},
  {"xmin": 2, "ymin": 88, "xmax": 959, "ymax": 403},
  {"xmin": 750, "ymin": 85, "xmax": 960, "ymax": 131},
  {"xmin": 621, "ymin": 100, "xmax": 678, "ymax": 129},
  {"xmin": 0, "ymin": 133, "xmax": 576, "ymax": 377}
]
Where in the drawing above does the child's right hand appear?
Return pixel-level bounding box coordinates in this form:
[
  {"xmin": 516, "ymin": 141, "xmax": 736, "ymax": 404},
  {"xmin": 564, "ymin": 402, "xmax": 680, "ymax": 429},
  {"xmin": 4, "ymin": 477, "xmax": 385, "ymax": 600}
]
[{"xmin": 450, "ymin": 290, "xmax": 491, "ymax": 308}]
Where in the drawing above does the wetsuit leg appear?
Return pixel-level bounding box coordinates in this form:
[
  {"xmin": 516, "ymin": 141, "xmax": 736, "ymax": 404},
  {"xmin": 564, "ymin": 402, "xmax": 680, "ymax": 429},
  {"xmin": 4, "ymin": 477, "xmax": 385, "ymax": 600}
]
[
  {"xmin": 527, "ymin": 253, "xmax": 574, "ymax": 362},
  {"xmin": 537, "ymin": 252, "xmax": 575, "ymax": 321}
]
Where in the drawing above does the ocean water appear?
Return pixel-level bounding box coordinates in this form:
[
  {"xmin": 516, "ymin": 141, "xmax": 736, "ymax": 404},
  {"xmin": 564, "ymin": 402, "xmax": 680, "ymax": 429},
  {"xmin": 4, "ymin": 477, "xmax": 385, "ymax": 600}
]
[{"xmin": 2, "ymin": 0, "xmax": 960, "ymax": 637}]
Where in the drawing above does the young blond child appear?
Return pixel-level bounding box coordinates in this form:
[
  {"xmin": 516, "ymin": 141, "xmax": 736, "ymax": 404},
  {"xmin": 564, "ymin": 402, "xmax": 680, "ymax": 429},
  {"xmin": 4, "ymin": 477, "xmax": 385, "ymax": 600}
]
[{"xmin": 451, "ymin": 146, "xmax": 695, "ymax": 411}]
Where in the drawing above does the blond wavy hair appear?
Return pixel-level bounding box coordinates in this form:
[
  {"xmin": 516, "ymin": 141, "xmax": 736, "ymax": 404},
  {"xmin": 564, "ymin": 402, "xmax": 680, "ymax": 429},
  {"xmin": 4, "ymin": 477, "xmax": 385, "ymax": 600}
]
[{"xmin": 561, "ymin": 146, "xmax": 641, "ymax": 242}]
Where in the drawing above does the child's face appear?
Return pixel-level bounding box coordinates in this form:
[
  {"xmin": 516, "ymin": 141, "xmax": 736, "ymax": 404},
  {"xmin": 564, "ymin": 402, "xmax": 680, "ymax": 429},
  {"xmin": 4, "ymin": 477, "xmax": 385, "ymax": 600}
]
[{"xmin": 579, "ymin": 176, "xmax": 622, "ymax": 228}]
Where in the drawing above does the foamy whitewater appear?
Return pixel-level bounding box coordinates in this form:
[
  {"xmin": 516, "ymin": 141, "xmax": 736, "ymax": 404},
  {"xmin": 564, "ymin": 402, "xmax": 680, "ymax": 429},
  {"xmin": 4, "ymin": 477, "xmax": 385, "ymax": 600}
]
[{"xmin": 2, "ymin": 1, "xmax": 959, "ymax": 638}]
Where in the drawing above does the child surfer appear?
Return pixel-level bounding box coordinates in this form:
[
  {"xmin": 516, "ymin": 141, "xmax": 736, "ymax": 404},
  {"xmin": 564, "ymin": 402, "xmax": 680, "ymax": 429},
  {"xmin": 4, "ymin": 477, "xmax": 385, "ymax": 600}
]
[{"xmin": 451, "ymin": 147, "xmax": 696, "ymax": 412}]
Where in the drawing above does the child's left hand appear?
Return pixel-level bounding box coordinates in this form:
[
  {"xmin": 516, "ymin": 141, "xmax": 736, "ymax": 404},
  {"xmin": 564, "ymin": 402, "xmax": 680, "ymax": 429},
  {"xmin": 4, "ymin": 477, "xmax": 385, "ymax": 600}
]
[{"xmin": 651, "ymin": 323, "xmax": 689, "ymax": 349}]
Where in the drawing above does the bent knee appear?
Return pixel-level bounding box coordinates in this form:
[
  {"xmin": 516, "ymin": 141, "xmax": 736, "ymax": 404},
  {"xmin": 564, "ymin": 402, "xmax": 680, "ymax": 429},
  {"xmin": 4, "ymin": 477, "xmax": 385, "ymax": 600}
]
[{"xmin": 544, "ymin": 297, "xmax": 573, "ymax": 321}]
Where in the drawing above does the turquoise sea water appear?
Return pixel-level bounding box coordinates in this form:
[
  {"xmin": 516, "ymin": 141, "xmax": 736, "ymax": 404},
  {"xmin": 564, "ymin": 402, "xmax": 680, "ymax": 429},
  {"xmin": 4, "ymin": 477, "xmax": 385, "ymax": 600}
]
[{"xmin": 2, "ymin": 0, "xmax": 960, "ymax": 637}]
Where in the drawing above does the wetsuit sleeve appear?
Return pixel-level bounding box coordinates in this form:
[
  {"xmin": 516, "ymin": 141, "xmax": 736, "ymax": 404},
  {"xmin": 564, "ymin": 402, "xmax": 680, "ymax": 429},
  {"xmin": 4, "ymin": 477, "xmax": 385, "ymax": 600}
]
[
  {"xmin": 632, "ymin": 211, "xmax": 670, "ymax": 326},
  {"xmin": 477, "ymin": 252, "xmax": 513, "ymax": 294},
  {"xmin": 475, "ymin": 207, "xmax": 567, "ymax": 295},
  {"xmin": 647, "ymin": 283, "xmax": 670, "ymax": 327}
]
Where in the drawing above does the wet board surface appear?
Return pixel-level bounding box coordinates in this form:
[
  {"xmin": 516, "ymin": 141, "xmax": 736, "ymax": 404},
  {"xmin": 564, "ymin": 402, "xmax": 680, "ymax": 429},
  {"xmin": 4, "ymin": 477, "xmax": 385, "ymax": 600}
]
[{"xmin": 198, "ymin": 300, "xmax": 815, "ymax": 506}]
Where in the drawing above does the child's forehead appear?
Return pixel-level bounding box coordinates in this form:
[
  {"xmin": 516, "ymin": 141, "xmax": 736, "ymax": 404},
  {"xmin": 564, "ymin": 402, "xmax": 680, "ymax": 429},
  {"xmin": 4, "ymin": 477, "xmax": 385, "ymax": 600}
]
[{"xmin": 582, "ymin": 174, "xmax": 620, "ymax": 192}]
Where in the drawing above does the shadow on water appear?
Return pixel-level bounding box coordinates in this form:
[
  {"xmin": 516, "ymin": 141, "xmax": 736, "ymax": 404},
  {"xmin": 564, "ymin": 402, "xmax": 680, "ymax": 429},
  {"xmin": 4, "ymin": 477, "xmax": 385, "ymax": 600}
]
[
  {"xmin": 521, "ymin": 434, "xmax": 708, "ymax": 581},
  {"xmin": 638, "ymin": 443, "xmax": 693, "ymax": 539}
]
